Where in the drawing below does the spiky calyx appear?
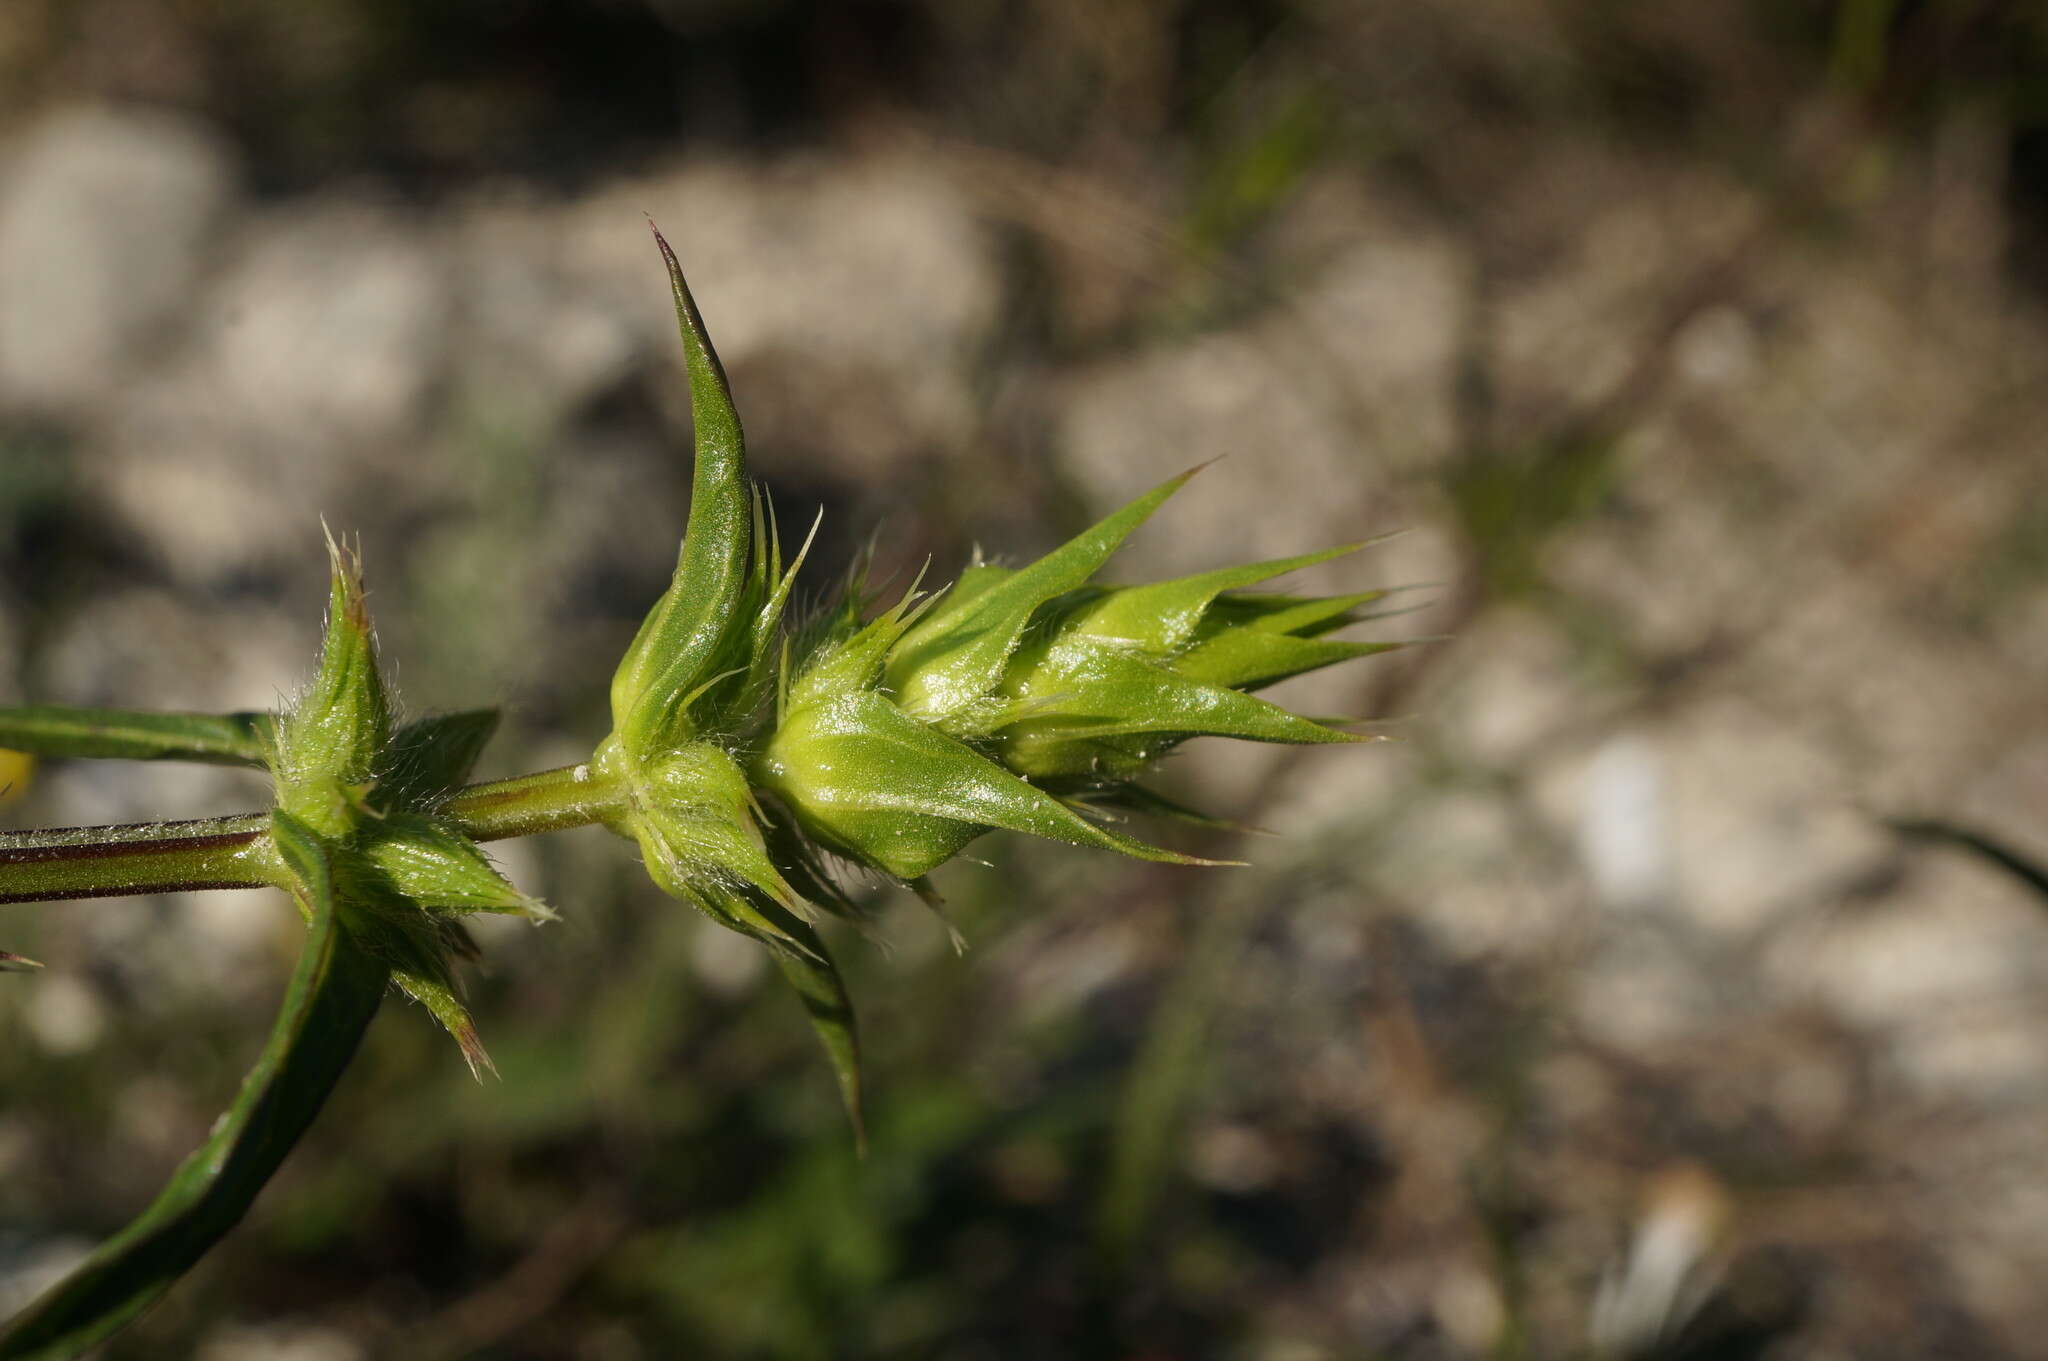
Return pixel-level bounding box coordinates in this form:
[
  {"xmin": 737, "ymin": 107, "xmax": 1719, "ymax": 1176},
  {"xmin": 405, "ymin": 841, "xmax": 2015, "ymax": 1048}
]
[
  {"xmin": 597, "ymin": 226, "xmax": 1402, "ymax": 1130},
  {"xmin": 269, "ymin": 537, "xmax": 549, "ymax": 1077},
  {"xmin": 753, "ymin": 478, "xmax": 1400, "ymax": 883}
]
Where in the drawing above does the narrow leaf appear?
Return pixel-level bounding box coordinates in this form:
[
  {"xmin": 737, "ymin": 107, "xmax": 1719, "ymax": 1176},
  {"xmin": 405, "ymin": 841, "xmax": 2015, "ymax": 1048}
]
[
  {"xmin": 717, "ymin": 885, "xmax": 864, "ymax": 1144},
  {"xmin": 742, "ymin": 499, "xmax": 819, "ymax": 722},
  {"xmin": 0, "ymin": 707, "xmax": 273, "ymax": 768},
  {"xmin": 792, "ymin": 576, "xmax": 938, "ymax": 700},
  {"xmin": 328, "ymin": 877, "xmax": 493, "ymax": 1080},
  {"xmin": 0, "ymin": 812, "xmax": 389, "ymax": 1360},
  {"xmin": 772, "ymin": 931, "xmax": 865, "ymax": 1149}
]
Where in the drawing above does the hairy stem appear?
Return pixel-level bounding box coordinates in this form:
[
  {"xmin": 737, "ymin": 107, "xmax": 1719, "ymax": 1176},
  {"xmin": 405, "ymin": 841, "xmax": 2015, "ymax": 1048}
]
[
  {"xmin": 443, "ymin": 762, "xmax": 629, "ymax": 841},
  {"xmin": 0, "ymin": 816, "xmax": 278, "ymax": 904},
  {"xmin": 0, "ymin": 763, "xmax": 630, "ymax": 905}
]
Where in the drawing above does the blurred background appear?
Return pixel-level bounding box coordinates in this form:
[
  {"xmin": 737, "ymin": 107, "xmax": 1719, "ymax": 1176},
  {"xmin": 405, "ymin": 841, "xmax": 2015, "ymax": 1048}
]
[{"xmin": 3, "ymin": 2, "xmax": 2048, "ymax": 1357}]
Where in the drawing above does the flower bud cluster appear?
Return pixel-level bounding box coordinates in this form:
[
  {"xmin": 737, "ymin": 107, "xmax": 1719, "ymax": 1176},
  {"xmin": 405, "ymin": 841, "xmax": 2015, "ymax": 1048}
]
[
  {"xmin": 594, "ymin": 228, "xmax": 1403, "ymax": 1123},
  {"xmin": 752, "ymin": 475, "xmax": 1395, "ymax": 881}
]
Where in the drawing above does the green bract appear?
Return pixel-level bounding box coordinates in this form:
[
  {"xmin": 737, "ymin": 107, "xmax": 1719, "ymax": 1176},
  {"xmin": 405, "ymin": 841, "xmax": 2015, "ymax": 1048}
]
[
  {"xmin": 594, "ymin": 229, "xmax": 865, "ymax": 1125},
  {"xmin": 269, "ymin": 536, "xmax": 549, "ymax": 1078},
  {"xmin": 272, "ymin": 535, "xmax": 389, "ymax": 840},
  {"xmin": 750, "ymin": 489, "xmax": 1399, "ymax": 880},
  {"xmin": 597, "ymin": 228, "xmax": 1403, "ymax": 1131}
]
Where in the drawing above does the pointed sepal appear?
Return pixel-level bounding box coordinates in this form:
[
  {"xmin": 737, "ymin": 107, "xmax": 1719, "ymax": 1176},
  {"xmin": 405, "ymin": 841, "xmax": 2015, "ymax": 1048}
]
[
  {"xmin": 993, "ymin": 633, "xmax": 1365, "ymax": 780},
  {"xmin": 1194, "ymin": 587, "xmax": 1393, "ymax": 641},
  {"xmin": 274, "ymin": 532, "xmax": 391, "ymax": 838},
  {"xmin": 336, "ymin": 882, "xmax": 494, "ymax": 1080},
  {"xmin": 1068, "ymin": 541, "xmax": 1376, "ymax": 653},
  {"xmin": 609, "ymin": 225, "xmax": 757, "ymax": 752},
  {"xmin": 883, "ymin": 469, "xmax": 1199, "ymax": 731},
  {"xmin": 359, "ymin": 812, "xmax": 551, "ymax": 921},
  {"xmin": 1173, "ymin": 629, "xmax": 1404, "ymax": 693},
  {"xmin": 757, "ymin": 688, "xmax": 1223, "ymax": 880}
]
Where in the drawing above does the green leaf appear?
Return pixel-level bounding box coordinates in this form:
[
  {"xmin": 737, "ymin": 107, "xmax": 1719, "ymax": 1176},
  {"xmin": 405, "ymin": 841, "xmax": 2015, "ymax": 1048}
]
[
  {"xmin": 1002, "ymin": 637, "xmax": 1362, "ymax": 747},
  {"xmin": 0, "ymin": 706, "xmax": 273, "ymax": 768},
  {"xmin": 766, "ymin": 914, "xmax": 865, "ymax": 1149},
  {"xmin": 386, "ymin": 956, "xmax": 493, "ymax": 1080},
  {"xmin": 1070, "ymin": 541, "xmax": 1373, "ymax": 653},
  {"xmin": 357, "ymin": 812, "xmax": 548, "ymax": 920},
  {"xmin": 757, "ymin": 689, "xmax": 1223, "ymax": 880},
  {"xmin": 610, "ymin": 225, "xmax": 755, "ymax": 752},
  {"xmin": 883, "ymin": 469, "xmax": 1199, "ymax": 728},
  {"xmin": 0, "ymin": 813, "xmax": 388, "ymax": 1361},
  {"xmin": 790, "ymin": 577, "xmax": 937, "ymax": 701},
  {"xmin": 684, "ymin": 872, "xmax": 866, "ymax": 1141},
  {"xmin": 372, "ymin": 709, "xmax": 500, "ymax": 809}
]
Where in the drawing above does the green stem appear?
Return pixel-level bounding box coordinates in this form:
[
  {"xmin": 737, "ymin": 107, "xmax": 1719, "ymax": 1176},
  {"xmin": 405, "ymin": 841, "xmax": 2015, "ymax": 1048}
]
[
  {"xmin": 0, "ymin": 763, "xmax": 630, "ymax": 906},
  {"xmin": 0, "ymin": 816, "xmax": 278, "ymax": 904},
  {"xmin": 443, "ymin": 762, "xmax": 629, "ymax": 841}
]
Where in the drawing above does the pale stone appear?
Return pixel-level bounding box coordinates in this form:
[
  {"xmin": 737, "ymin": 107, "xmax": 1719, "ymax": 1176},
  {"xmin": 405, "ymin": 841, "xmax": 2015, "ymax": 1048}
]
[{"xmin": 0, "ymin": 104, "xmax": 235, "ymax": 411}]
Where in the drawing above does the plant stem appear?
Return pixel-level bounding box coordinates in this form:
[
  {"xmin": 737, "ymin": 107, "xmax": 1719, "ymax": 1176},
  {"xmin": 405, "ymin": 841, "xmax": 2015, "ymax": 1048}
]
[
  {"xmin": 444, "ymin": 762, "xmax": 629, "ymax": 841},
  {"xmin": 0, "ymin": 816, "xmax": 277, "ymax": 904},
  {"xmin": 0, "ymin": 763, "xmax": 630, "ymax": 905}
]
